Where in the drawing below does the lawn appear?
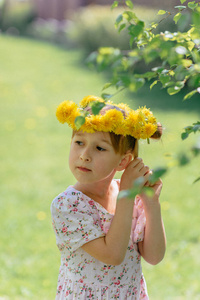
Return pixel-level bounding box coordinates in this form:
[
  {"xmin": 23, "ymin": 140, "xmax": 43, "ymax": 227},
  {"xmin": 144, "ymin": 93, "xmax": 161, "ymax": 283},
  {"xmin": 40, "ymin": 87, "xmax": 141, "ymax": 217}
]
[{"xmin": 0, "ymin": 35, "xmax": 200, "ymax": 299}]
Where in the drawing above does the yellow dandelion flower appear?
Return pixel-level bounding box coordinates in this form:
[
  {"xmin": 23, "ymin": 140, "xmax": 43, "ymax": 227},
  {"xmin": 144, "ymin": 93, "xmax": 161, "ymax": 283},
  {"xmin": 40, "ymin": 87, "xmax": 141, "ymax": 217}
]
[
  {"xmin": 104, "ymin": 109, "xmax": 124, "ymax": 130},
  {"xmin": 145, "ymin": 123, "xmax": 157, "ymax": 136},
  {"xmin": 136, "ymin": 110, "xmax": 145, "ymax": 124},
  {"xmin": 147, "ymin": 115, "xmax": 157, "ymax": 124},
  {"xmin": 117, "ymin": 103, "xmax": 131, "ymax": 114},
  {"xmin": 114, "ymin": 123, "xmax": 127, "ymax": 135},
  {"xmin": 56, "ymin": 101, "xmax": 79, "ymax": 124},
  {"xmin": 79, "ymin": 95, "xmax": 104, "ymax": 108},
  {"xmin": 126, "ymin": 111, "xmax": 138, "ymax": 129}
]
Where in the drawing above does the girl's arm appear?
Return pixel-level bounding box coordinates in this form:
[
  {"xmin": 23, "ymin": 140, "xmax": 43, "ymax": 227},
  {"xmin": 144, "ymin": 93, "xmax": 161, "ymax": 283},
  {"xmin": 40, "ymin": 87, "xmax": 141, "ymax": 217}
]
[
  {"xmin": 138, "ymin": 179, "xmax": 166, "ymax": 265},
  {"xmin": 81, "ymin": 158, "xmax": 149, "ymax": 265}
]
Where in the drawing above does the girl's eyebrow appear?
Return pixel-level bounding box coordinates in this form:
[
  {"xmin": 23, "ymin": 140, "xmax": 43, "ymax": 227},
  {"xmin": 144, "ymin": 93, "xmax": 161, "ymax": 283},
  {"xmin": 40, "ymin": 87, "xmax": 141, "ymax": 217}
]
[{"xmin": 100, "ymin": 138, "xmax": 112, "ymax": 146}]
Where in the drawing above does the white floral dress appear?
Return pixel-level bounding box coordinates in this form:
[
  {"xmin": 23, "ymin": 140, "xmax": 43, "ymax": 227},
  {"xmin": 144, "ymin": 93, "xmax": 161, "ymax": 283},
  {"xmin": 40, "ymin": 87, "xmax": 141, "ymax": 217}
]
[{"xmin": 51, "ymin": 183, "xmax": 149, "ymax": 300}]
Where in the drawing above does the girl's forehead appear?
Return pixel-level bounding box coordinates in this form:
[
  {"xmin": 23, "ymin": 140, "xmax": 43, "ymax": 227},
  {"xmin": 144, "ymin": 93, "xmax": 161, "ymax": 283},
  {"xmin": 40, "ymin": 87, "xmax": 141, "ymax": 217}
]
[{"xmin": 74, "ymin": 131, "xmax": 112, "ymax": 143}]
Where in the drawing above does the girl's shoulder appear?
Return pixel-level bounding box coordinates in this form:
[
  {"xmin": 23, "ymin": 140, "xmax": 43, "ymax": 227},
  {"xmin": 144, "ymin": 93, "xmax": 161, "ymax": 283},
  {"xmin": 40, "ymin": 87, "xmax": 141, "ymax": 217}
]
[{"xmin": 51, "ymin": 186, "xmax": 91, "ymax": 213}]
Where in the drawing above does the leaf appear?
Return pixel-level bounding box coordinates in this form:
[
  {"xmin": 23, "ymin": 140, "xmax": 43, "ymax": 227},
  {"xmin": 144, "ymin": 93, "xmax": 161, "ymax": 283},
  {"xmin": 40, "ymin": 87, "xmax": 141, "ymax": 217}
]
[
  {"xmin": 181, "ymin": 132, "xmax": 189, "ymax": 140},
  {"xmin": 183, "ymin": 89, "xmax": 198, "ymax": 100},
  {"xmin": 102, "ymin": 82, "xmax": 112, "ymax": 91},
  {"xmin": 111, "ymin": 1, "xmax": 119, "ymax": 9},
  {"xmin": 149, "ymin": 167, "xmax": 168, "ymax": 184},
  {"xmin": 101, "ymin": 93, "xmax": 112, "ymax": 100},
  {"xmin": 118, "ymin": 23, "xmax": 126, "ymax": 33},
  {"xmin": 74, "ymin": 116, "xmax": 85, "ymax": 130},
  {"xmin": 180, "ymin": 0, "xmax": 186, "ymax": 3},
  {"xmin": 175, "ymin": 46, "xmax": 187, "ymax": 55},
  {"xmin": 158, "ymin": 10, "xmax": 167, "ymax": 15},
  {"xmin": 115, "ymin": 14, "xmax": 123, "ymax": 28},
  {"xmin": 175, "ymin": 5, "xmax": 186, "ymax": 10},
  {"xmin": 193, "ymin": 176, "xmax": 200, "ymax": 184},
  {"xmin": 188, "ymin": 1, "xmax": 198, "ymax": 10},
  {"xmin": 177, "ymin": 153, "xmax": 190, "ymax": 166},
  {"xmin": 174, "ymin": 12, "xmax": 182, "ymax": 24},
  {"xmin": 160, "ymin": 74, "xmax": 171, "ymax": 85},
  {"xmin": 129, "ymin": 77, "xmax": 145, "ymax": 92},
  {"xmin": 91, "ymin": 101, "xmax": 105, "ymax": 115},
  {"xmin": 192, "ymin": 144, "xmax": 200, "ymax": 156},
  {"xmin": 142, "ymin": 187, "xmax": 154, "ymax": 198},
  {"xmin": 150, "ymin": 80, "xmax": 158, "ymax": 90},
  {"xmin": 123, "ymin": 11, "xmax": 138, "ymax": 22},
  {"xmin": 135, "ymin": 71, "xmax": 156, "ymax": 80},
  {"xmin": 167, "ymin": 86, "xmax": 181, "ymax": 95},
  {"xmin": 125, "ymin": 0, "xmax": 134, "ymax": 9},
  {"xmin": 128, "ymin": 21, "xmax": 144, "ymax": 38}
]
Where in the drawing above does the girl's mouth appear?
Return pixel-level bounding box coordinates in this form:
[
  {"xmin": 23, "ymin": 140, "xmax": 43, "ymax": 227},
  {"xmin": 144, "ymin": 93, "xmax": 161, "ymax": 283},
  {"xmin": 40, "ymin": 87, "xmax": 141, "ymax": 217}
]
[{"xmin": 78, "ymin": 167, "xmax": 91, "ymax": 172}]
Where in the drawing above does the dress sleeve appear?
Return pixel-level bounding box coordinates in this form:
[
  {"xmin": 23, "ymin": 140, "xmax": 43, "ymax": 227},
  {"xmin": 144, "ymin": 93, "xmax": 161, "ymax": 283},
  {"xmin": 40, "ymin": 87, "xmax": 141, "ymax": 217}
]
[
  {"xmin": 51, "ymin": 189, "xmax": 105, "ymax": 255},
  {"xmin": 132, "ymin": 196, "xmax": 146, "ymax": 243}
]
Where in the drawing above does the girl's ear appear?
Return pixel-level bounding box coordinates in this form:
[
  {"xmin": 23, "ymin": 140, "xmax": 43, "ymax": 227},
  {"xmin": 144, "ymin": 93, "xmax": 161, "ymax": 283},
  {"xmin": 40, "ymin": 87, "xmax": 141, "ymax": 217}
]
[{"xmin": 116, "ymin": 153, "xmax": 133, "ymax": 171}]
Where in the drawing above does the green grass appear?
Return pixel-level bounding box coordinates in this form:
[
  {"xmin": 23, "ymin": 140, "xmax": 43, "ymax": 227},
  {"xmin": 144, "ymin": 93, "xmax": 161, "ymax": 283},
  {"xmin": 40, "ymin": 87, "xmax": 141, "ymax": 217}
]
[{"xmin": 0, "ymin": 35, "xmax": 200, "ymax": 299}]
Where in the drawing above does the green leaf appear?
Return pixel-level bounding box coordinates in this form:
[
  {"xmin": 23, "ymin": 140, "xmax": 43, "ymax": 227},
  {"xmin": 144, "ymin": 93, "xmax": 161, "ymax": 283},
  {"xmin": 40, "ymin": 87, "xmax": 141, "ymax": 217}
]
[
  {"xmin": 129, "ymin": 77, "xmax": 145, "ymax": 92},
  {"xmin": 174, "ymin": 12, "xmax": 182, "ymax": 23},
  {"xmin": 181, "ymin": 132, "xmax": 189, "ymax": 140},
  {"xmin": 123, "ymin": 11, "xmax": 138, "ymax": 22},
  {"xmin": 150, "ymin": 80, "xmax": 158, "ymax": 90},
  {"xmin": 118, "ymin": 23, "xmax": 126, "ymax": 33},
  {"xmin": 135, "ymin": 71, "xmax": 156, "ymax": 80},
  {"xmin": 128, "ymin": 21, "xmax": 144, "ymax": 38},
  {"xmin": 193, "ymin": 176, "xmax": 200, "ymax": 184},
  {"xmin": 125, "ymin": 0, "xmax": 134, "ymax": 9},
  {"xmin": 149, "ymin": 167, "xmax": 168, "ymax": 184},
  {"xmin": 167, "ymin": 86, "xmax": 181, "ymax": 95},
  {"xmin": 158, "ymin": 10, "xmax": 167, "ymax": 15},
  {"xmin": 177, "ymin": 153, "xmax": 190, "ymax": 166},
  {"xmin": 142, "ymin": 187, "xmax": 154, "ymax": 198},
  {"xmin": 115, "ymin": 14, "xmax": 123, "ymax": 27},
  {"xmin": 160, "ymin": 74, "xmax": 171, "ymax": 85},
  {"xmin": 102, "ymin": 82, "xmax": 112, "ymax": 91},
  {"xmin": 183, "ymin": 89, "xmax": 198, "ymax": 100},
  {"xmin": 188, "ymin": 1, "xmax": 198, "ymax": 10},
  {"xmin": 74, "ymin": 116, "xmax": 85, "ymax": 130},
  {"xmin": 175, "ymin": 5, "xmax": 186, "ymax": 10},
  {"xmin": 111, "ymin": 1, "xmax": 119, "ymax": 9},
  {"xmin": 192, "ymin": 144, "xmax": 200, "ymax": 156},
  {"xmin": 101, "ymin": 93, "xmax": 113, "ymax": 100},
  {"xmin": 175, "ymin": 46, "xmax": 187, "ymax": 55},
  {"xmin": 91, "ymin": 101, "xmax": 105, "ymax": 115},
  {"xmin": 180, "ymin": 0, "xmax": 186, "ymax": 3}
]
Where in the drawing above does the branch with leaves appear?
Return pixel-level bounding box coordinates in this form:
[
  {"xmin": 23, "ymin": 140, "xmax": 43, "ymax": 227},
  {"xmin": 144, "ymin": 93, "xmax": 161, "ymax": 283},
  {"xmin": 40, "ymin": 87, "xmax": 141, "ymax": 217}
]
[{"xmin": 86, "ymin": 0, "xmax": 200, "ymax": 182}]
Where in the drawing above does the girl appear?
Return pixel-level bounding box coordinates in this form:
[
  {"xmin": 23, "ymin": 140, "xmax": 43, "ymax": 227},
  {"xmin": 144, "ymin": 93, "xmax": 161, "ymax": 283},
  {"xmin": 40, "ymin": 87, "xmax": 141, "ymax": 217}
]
[{"xmin": 51, "ymin": 95, "xmax": 166, "ymax": 300}]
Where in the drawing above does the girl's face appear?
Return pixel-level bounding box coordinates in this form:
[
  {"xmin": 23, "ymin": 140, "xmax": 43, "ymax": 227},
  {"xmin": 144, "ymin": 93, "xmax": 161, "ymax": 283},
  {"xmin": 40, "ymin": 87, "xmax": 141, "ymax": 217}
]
[{"xmin": 69, "ymin": 131, "xmax": 124, "ymax": 185}]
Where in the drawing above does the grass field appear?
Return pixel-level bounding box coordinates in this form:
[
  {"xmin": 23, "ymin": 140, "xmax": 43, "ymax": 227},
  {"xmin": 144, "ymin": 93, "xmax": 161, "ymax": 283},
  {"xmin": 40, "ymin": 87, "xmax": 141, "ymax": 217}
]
[{"xmin": 0, "ymin": 35, "xmax": 200, "ymax": 299}]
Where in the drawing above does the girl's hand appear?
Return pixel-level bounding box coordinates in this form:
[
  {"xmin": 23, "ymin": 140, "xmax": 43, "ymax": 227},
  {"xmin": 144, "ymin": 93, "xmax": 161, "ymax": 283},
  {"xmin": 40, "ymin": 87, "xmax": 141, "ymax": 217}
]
[
  {"xmin": 120, "ymin": 158, "xmax": 150, "ymax": 191},
  {"xmin": 140, "ymin": 178, "xmax": 163, "ymax": 209}
]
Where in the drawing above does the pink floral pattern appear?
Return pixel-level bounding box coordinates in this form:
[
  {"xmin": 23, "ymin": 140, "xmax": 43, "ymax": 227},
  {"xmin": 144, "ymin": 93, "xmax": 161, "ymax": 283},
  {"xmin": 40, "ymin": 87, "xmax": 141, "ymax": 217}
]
[{"xmin": 51, "ymin": 183, "xmax": 148, "ymax": 299}]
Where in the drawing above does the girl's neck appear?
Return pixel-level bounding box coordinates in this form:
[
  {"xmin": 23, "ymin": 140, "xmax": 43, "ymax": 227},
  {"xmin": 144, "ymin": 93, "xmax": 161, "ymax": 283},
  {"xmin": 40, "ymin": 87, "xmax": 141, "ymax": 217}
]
[{"xmin": 73, "ymin": 178, "xmax": 119, "ymax": 214}]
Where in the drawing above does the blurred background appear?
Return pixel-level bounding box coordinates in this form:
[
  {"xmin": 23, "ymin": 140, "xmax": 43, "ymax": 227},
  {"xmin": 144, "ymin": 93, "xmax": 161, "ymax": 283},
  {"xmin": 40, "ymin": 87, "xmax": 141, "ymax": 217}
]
[{"xmin": 0, "ymin": 0, "xmax": 200, "ymax": 299}]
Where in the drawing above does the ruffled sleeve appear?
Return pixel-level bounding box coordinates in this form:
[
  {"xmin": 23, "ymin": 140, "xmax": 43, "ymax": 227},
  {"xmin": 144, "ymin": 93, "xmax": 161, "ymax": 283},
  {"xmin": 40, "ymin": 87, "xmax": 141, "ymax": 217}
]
[
  {"xmin": 51, "ymin": 187, "xmax": 105, "ymax": 255},
  {"xmin": 131, "ymin": 196, "xmax": 146, "ymax": 243}
]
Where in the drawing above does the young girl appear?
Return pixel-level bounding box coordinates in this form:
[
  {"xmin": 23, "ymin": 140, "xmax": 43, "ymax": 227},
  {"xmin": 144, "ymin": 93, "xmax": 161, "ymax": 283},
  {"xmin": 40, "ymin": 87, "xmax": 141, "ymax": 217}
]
[{"xmin": 51, "ymin": 95, "xmax": 166, "ymax": 300}]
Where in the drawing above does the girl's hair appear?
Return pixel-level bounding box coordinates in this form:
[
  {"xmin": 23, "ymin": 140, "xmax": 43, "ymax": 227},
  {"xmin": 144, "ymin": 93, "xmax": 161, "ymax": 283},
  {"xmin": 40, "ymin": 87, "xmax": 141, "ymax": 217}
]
[{"xmin": 79, "ymin": 104, "xmax": 162, "ymax": 158}]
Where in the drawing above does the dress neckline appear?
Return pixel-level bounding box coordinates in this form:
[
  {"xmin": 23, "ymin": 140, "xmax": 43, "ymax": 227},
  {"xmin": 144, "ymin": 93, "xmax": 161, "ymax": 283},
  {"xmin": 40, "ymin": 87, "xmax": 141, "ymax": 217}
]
[{"xmin": 69, "ymin": 182, "xmax": 119, "ymax": 216}]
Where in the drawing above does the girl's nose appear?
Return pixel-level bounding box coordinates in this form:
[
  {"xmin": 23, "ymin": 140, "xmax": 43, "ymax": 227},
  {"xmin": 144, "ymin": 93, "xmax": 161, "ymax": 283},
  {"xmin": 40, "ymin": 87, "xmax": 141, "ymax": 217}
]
[{"xmin": 80, "ymin": 150, "xmax": 91, "ymax": 162}]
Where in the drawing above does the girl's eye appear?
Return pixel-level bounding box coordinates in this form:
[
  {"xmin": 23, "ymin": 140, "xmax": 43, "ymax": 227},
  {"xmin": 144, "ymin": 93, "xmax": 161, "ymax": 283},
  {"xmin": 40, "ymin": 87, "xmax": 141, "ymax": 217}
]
[
  {"xmin": 75, "ymin": 141, "xmax": 83, "ymax": 146},
  {"xmin": 96, "ymin": 146, "xmax": 106, "ymax": 152}
]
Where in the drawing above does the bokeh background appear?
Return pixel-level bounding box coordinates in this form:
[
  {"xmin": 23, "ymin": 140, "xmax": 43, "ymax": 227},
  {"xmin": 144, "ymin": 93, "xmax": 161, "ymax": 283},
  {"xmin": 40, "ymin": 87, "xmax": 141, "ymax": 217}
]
[{"xmin": 0, "ymin": 0, "xmax": 200, "ymax": 299}]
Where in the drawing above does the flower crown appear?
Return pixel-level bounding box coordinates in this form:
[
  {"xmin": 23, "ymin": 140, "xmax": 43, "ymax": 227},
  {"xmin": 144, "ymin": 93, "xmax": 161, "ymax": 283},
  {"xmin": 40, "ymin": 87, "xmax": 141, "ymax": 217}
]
[{"xmin": 56, "ymin": 95, "xmax": 158, "ymax": 140}]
